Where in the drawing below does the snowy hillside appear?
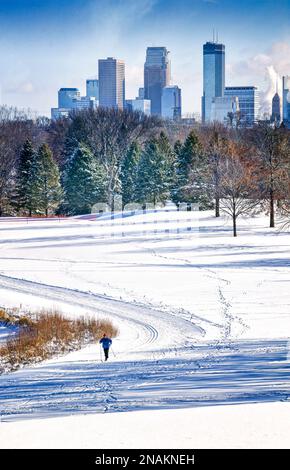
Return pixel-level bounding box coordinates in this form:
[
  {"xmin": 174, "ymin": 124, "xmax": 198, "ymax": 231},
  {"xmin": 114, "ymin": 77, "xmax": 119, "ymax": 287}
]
[{"xmin": 0, "ymin": 210, "xmax": 289, "ymax": 448}]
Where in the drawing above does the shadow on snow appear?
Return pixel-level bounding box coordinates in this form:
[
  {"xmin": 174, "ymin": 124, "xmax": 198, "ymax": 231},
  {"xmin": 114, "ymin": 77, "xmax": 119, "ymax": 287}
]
[{"xmin": 0, "ymin": 339, "xmax": 289, "ymax": 422}]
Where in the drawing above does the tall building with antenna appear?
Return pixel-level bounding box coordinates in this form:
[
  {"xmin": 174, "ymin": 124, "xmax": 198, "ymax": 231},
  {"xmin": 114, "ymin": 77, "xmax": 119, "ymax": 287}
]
[
  {"xmin": 282, "ymin": 76, "xmax": 290, "ymax": 127},
  {"xmin": 144, "ymin": 47, "xmax": 171, "ymax": 116},
  {"xmin": 202, "ymin": 35, "xmax": 225, "ymax": 123}
]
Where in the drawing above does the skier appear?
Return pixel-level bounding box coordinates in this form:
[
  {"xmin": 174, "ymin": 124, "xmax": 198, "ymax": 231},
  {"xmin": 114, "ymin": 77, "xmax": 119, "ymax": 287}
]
[{"xmin": 99, "ymin": 333, "xmax": 112, "ymax": 361}]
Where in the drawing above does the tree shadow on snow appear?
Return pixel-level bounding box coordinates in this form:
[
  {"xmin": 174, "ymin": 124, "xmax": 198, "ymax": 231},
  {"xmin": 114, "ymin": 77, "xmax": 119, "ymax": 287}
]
[{"xmin": 0, "ymin": 339, "xmax": 289, "ymax": 422}]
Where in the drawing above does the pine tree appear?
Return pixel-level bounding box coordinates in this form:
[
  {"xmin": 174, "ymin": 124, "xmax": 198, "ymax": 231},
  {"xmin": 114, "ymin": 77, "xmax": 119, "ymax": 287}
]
[
  {"xmin": 28, "ymin": 143, "xmax": 62, "ymax": 216},
  {"xmin": 15, "ymin": 139, "xmax": 35, "ymax": 215},
  {"xmin": 174, "ymin": 130, "xmax": 201, "ymax": 201},
  {"xmin": 62, "ymin": 143, "xmax": 107, "ymax": 215},
  {"xmin": 135, "ymin": 134, "xmax": 173, "ymax": 206},
  {"xmin": 158, "ymin": 131, "xmax": 176, "ymax": 197},
  {"xmin": 174, "ymin": 130, "xmax": 211, "ymax": 209},
  {"xmin": 174, "ymin": 140, "xmax": 183, "ymax": 160},
  {"xmin": 120, "ymin": 142, "xmax": 141, "ymax": 208}
]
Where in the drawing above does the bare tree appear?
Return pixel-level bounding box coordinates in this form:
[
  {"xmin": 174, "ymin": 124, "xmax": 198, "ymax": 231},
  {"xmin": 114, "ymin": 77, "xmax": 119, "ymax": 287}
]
[
  {"xmin": 201, "ymin": 124, "xmax": 230, "ymax": 217},
  {"xmin": 249, "ymin": 123, "xmax": 290, "ymax": 228},
  {"xmin": 219, "ymin": 144, "xmax": 260, "ymax": 237},
  {"xmin": 277, "ymin": 175, "xmax": 290, "ymax": 230}
]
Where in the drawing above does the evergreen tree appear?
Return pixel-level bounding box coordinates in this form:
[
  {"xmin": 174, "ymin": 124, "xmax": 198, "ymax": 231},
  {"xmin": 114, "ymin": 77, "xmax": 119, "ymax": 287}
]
[
  {"xmin": 15, "ymin": 139, "xmax": 35, "ymax": 215},
  {"xmin": 28, "ymin": 143, "xmax": 62, "ymax": 216},
  {"xmin": 174, "ymin": 140, "xmax": 183, "ymax": 160},
  {"xmin": 62, "ymin": 143, "xmax": 107, "ymax": 215},
  {"xmin": 174, "ymin": 130, "xmax": 211, "ymax": 209},
  {"xmin": 120, "ymin": 142, "xmax": 141, "ymax": 208},
  {"xmin": 135, "ymin": 134, "xmax": 173, "ymax": 206},
  {"xmin": 158, "ymin": 131, "xmax": 176, "ymax": 195}
]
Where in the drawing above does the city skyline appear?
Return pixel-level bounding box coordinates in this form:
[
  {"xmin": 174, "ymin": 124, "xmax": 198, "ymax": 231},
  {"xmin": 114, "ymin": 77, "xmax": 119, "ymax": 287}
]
[{"xmin": 0, "ymin": 0, "xmax": 289, "ymax": 117}]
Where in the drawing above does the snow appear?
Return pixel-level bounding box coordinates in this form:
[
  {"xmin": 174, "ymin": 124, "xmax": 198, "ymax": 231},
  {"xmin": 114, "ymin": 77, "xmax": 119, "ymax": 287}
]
[
  {"xmin": 0, "ymin": 323, "xmax": 18, "ymax": 344},
  {"xmin": 0, "ymin": 210, "xmax": 289, "ymax": 448},
  {"xmin": 1, "ymin": 402, "xmax": 289, "ymax": 449}
]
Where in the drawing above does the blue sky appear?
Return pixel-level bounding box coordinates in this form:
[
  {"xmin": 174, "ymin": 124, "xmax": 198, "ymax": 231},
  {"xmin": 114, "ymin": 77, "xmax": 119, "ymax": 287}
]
[{"xmin": 0, "ymin": 0, "xmax": 289, "ymax": 115}]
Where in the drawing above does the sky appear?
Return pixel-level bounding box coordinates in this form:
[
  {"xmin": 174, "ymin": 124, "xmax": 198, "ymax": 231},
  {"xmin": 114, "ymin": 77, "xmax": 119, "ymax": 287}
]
[{"xmin": 0, "ymin": 0, "xmax": 289, "ymax": 117}]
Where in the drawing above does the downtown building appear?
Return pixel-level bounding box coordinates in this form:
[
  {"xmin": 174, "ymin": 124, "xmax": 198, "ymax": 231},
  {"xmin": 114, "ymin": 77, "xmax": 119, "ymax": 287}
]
[
  {"xmin": 86, "ymin": 79, "xmax": 99, "ymax": 101},
  {"xmin": 161, "ymin": 85, "xmax": 182, "ymax": 120},
  {"xmin": 98, "ymin": 57, "xmax": 125, "ymax": 109},
  {"xmin": 71, "ymin": 96, "xmax": 97, "ymax": 111},
  {"xmin": 51, "ymin": 86, "xmax": 97, "ymax": 120},
  {"xmin": 282, "ymin": 76, "xmax": 290, "ymax": 127},
  {"xmin": 202, "ymin": 41, "xmax": 225, "ymax": 123},
  {"xmin": 224, "ymin": 86, "xmax": 260, "ymax": 126},
  {"xmin": 271, "ymin": 92, "xmax": 281, "ymax": 124},
  {"xmin": 58, "ymin": 88, "xmax": 80, "ymax": 108},
  {"xmin": 144, "ymin": 47, "xmax": 171, "ymax": 116},
  {"xmin": 125, "ymin": 98, "xmax": 151, "ymax": 115},
  {"xmin": 51, "ymin": 88, "xmax": 80, "ymax": 120},
  {"xmin": 210, "ymin": 96, "xmax": 239, "ymax": 126}
]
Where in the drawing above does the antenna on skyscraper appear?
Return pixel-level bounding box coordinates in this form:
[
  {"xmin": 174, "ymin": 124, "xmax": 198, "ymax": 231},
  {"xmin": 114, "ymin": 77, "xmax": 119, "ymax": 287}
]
[
  {"xmin": 213, "ymin": 28, "xmax": 215, "ymax": 42},
  {"xmin": 216, "ymin": 30, "xmax": 219, "ymax": 43}
]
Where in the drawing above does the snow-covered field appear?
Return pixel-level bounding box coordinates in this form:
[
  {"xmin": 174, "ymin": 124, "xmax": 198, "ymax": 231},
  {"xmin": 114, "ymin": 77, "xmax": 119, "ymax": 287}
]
[{"xmin": 0, "ymin": 210, "xmax": 289, "ymax": 448}]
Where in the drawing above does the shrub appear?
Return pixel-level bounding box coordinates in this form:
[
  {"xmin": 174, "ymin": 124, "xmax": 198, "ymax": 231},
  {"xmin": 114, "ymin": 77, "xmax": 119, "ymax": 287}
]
[{"xmin": 0, "ymin": 308, "xmax": 119, "ymax": 373}]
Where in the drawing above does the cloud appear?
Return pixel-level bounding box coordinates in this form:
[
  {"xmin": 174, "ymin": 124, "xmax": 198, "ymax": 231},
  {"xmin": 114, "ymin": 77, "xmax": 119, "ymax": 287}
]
[
  {"xmin": 229, "ymin": 41, "xmax": 290, "ymax": 115},
  {"xmin": 4, "ymin": 80, "xmax": 34, "ymax": 95},
  {"xmin": 126, "ymin": 65, "xmax": 144, "ymax": 98},
  {"xmin": 230, "ymin": 41, "xmax": 290, "ymax": 78}
]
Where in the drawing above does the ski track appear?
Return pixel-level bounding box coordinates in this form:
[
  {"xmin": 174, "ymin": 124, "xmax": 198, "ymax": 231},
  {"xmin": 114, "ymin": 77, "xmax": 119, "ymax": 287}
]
[
  {"xmin": 0, "ymin": 215, "xmax": 290, "ymax": 421},
  {"xmin": 0, "ymin": 273, "xmax": 289, "ymax": 421}
]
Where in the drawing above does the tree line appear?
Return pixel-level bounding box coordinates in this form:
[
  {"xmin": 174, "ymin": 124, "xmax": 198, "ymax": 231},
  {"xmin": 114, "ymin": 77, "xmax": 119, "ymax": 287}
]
[{"xmin": 0, "ymin": 105, "xmax": 290, "ymax": 236}]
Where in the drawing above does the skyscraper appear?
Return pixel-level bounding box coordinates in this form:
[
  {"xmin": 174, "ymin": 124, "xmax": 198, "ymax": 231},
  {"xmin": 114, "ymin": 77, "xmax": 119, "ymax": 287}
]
[
  {"xmin": 52, "ymin": 84, "xmax": 97, "ymax": 120},
  {"xmin": 98, "ymin": 57, "xmax": 125, "ymax": 109},
  {"xmin": 71, "ymin": 96, "xmax": 97, "ymax": 111},
  {"xmin": 86, "ymin": 79, "xmax": 99, "ymax": 100},
  {"xmin": 202, "ymin": 41, "xmax": 225, "ymax": 123},
  {"xmin": 138, "ymin": 87, "xmax": 145, "ymax": 99},
  {"xmin": 225, "ymin": 86, "xmax": 260, "ymax": 126},
  {"xmin": 161, "ymin": 86, "xmax": 182, "ymax": 120},
  {"xmin": 271, "ymin": 92, "xmax": 281, "ymax": 124},
  {"xmin": 144, "ymin": 47, "xmax": 171, "ymax": 116},
  {"xmin": 282, "ymin": 76, "xmax": 290, "ymax": 127},
  {"xmin": 210, "ymin": 96, "xmax": 239, "ymax": 126},
  {"xmin": 58, "ymin": 88, "xmax": 80, "ymax": 108},
  {"xmin": 125, "ymin": 98, "xmax": 151, "ymax": 116}
]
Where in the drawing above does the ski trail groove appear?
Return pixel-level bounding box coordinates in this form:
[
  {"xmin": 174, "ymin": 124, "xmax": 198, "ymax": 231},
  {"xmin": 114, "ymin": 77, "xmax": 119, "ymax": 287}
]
[{"xmin": 0, "ymin": 273, "xmax": 202, "ymax": 353}]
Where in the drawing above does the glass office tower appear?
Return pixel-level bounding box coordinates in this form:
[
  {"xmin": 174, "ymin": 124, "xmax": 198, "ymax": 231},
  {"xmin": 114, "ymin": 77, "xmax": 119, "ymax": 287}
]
[
  {"xmin": 58, "ymin": 88, "xmax": 80, "ymax": 108},
  {"xmin": 202, "ymin": 41, "xmax": 225, "ymax": 123},
  {"xmin": 282, "ymin": 76, "xmax": 290, "ymax": 127},
  {"xmin": 86, "ymin": 79, "xmax": 99, "ymax": 100},
  {"xmin": 225, "ymin": 86, "xmax": 260, "ymax": 126},
  {"xmin": 144, "ymin": 47, "xmax": 171, "ymax": 116},
  {"xmin": 161, "ymin": 85, "xmax": 182, "ymax": 120}
]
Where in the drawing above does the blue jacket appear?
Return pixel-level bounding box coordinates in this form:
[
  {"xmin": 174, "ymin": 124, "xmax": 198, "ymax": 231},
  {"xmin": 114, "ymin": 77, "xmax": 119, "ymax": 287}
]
[{"xmin": 100, "ymin": 337, "xmax": 112, "ymax": 349}]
